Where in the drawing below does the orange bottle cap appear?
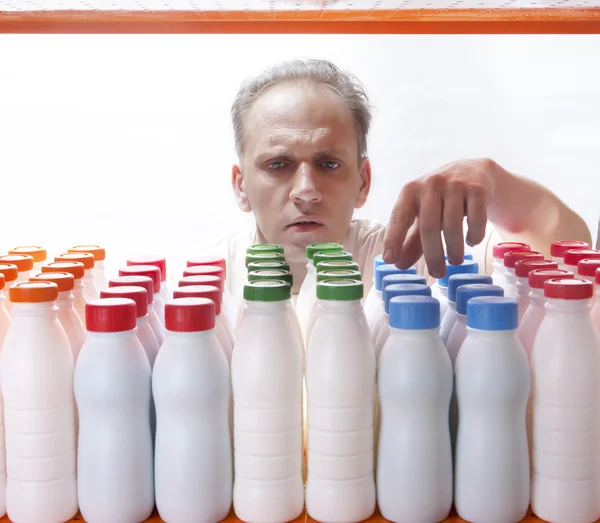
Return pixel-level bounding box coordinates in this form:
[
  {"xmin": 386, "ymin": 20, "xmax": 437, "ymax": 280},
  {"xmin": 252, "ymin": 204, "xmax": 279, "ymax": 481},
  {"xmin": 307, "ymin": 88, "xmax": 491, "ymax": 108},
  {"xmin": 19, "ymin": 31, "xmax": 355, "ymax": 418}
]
[
  {"xmin": 55, "ymin": 253, "xmax": 95, "ymax": 270},
  {"xmin": 0, "ymin": 254, "xmax": 34, "ymax": 272},
  {"xmin": 68, "ymin": 245, "xmax": 106, "ymax": 262},
  {"xmin": 9, "ymin": 246, "xmax": 47, "ymax": 263},
  {"xmin": 0, "ymin": 273, "xmax": 4, "ymax": 291},
  {"xmin": 0, "ymin": 263, "xmax": 19, "ymax": 283},
  {"xmin": 30, "ymin": 272, "xmax": 75, "ymax": 293},
  {"xmin": 9, "ymin": 281, "xmax": 59, "ymax": 303},
  {"xmin": 42, "ymin": 262, "xmax": 85, "ymax": 280}
]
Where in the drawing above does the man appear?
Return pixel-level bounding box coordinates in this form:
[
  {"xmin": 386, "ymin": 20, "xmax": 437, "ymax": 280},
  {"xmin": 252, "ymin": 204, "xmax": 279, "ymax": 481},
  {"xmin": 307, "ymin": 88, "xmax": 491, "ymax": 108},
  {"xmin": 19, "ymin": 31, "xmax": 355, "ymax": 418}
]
[{"xmin": 209, "ymin": 59, "xmax": 591, "ymax": 301}]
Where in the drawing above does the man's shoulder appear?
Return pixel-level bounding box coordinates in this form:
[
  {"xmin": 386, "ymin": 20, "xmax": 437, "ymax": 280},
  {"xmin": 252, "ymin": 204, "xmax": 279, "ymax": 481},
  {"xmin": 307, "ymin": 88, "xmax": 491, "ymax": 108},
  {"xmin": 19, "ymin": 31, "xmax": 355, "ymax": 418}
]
[{"xmin": 346, "ymin": 217, "xmax": 386, "ymax": 243}]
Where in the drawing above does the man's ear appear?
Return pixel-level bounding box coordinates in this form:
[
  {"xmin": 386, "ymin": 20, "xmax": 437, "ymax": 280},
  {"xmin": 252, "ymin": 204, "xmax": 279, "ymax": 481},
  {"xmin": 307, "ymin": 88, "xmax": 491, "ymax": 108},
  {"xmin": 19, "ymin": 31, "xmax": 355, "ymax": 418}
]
[
  {"xmin": 232, "ymin": 164, "xmax": 252, "ymax": 212},
  {"xmin": 355, "ymin": 157, "xmax": 372, "ymax": 209}
]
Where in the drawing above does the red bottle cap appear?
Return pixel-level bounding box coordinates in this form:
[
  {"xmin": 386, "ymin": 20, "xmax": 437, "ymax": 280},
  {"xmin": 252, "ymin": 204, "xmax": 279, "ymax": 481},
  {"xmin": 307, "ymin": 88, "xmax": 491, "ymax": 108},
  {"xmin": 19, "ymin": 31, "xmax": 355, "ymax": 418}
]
[
  {"xmin": 544, "ymin": 278, "xmax": 593, "ymax": 300},
  {"xmin": 30, "ymin": 272, "xmax": 75, "ymax": 293},
  {"xmin": 109, "ymin": 276, "xmax": 154, "ymax": 304},
  {"xmin": 173, "ymin": 285, "xmax": 221, "ymax": 315},
  {"xmin": 119, "ymin": 265, "xmax": 161, "ymax": 293},
  {"xmin": 127, "ymin": 255, "xmax": 167, "ymax": 282},
  {"xmin": 563, "ymin": 249, "xmax": 600, "ymax": 267},
  {"xmin": 55, "ymin": 252, "xmax": 95, "ymax": 270},
  {"xmin": 179, "ymin": 275, "xmax": 224, "ymax": 293},
  {"xmin": 0, "ymin": 264, "xmax": 19, "ymax": 284},
  {"xmin": 164, "ymin": 298, "xmax": 215, "ymax": 332},
  {"xmin": 492, "ymin": 242, "xmax": 530, "ymax": 260},
  {"xmin": 101, "ymin": 286, "xmax": 148, "ymax": 318},
  {"xmin": 596, "ymin": 268, "xmax": 600, "ymax": 286},
  {"xmin": 551, "ymin": 240, "xmax": 590, "ymax": 259},
  {"xmin": 0, "ymin": 254, "xmax": 34, "ymax": 273},
  {"xmin": 514, "ymin": 259, "xmax": 558, "ymax": 279},
  {"xmin": 183, "ymin": 265, "xmax": 225, "ymax": 280},
  {"xmin": 529, "ymin": 269, "xmax": 574, "ymax": 289},
  {"xmin": 577, "ymin": 258, "xmax": 600, "ymax": 278},
  {"xmin": 86, "ymin": 298, "xmax": 137, "ymax": 332},
  {"xmin": 504, "ymin": 250, "xmax": 543, "ymax": 269},
  {"xmin": 42, "ymin": 262, "xmax": 85, "ymax": 280},
  {"xmin": 186, "ymin": 256, "xmax": 227, "ymax": 279}
]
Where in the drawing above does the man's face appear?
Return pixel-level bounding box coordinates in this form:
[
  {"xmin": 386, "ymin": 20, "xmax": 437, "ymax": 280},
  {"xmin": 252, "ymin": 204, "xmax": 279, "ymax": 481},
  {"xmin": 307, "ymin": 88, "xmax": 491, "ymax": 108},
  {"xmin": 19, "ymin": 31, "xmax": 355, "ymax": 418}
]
[{"xmin": 232, "ymin": 82, "xmax": 371, "ymax": 260}]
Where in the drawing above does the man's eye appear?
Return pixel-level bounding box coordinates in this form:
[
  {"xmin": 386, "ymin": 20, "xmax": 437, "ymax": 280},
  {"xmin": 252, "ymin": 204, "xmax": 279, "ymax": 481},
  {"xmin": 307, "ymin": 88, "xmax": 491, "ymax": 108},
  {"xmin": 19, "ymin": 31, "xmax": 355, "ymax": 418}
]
[
  {"xmin": 321, "ymin": 161, "xmax": 340, "ymax": 169},
  {"xmin": 267, "ymin": 161, "xmax": 286, "ymax": 170}
]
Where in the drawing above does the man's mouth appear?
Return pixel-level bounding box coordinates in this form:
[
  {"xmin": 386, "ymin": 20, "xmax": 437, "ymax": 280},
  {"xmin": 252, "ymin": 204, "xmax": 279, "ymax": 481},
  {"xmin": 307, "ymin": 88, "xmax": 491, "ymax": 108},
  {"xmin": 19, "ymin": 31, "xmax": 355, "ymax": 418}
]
[{"xmin": 287, "ymin": 218, "xmax": 325, "ymax": 231}]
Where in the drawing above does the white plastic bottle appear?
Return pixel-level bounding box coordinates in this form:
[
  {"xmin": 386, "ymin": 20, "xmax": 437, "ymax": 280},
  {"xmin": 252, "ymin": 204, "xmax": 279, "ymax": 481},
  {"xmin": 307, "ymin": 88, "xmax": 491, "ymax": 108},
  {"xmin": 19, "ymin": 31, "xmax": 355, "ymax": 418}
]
[
  {"xmin": 374, "ymin": 283, "xmax": 431, "ymax": 361},
  {"xmin": 364, "ymin": 254, "xmax": 385, "ymax": 299},
  {"xmin": 173, "ymin": 285, "xmax": 233, "ymax": 366},
  {"xmin": 0, "ymin": 274, "xmax": 9, "ymax": 518},
  {"xmin": 42, "ymin": 261, "xmax": 87, "ymax": 326},
  {"xmin": 127, "ymin": 255, "xmax": 171, "ymax": 320},
  {"xmin": 55, "ymin": 252, "xmax": 99, "ymax": 302},
  {"xmin": 377, "ymin": 296, "xmax": 452, "ymax": 523},
  {"xmin": 1, "ymin": 282, "xmax": 78, "ymax": 523},
  {"xmin": 109, "ymin": 274, "xmax": 164, "ymax": 346},
  {"xmin": 306, "ymin": 280, "xmax": 376, "ymax": 523},
  {"xmin": 119, "ymin": 265, "xmax": 165, "ymax": 339},
  {"xmin": 297, "ymin": 245, "xmax": 348, "ymax": 340},
  {"xmin": 232, "ymin": 281, "xmax": 304, "ymax": 523},
  {"xmin": 592, "ymin": 269, "xmax": 600, "ymax": 333},
  {"xmin": 446, "ymin": 283, "xmax": 504, "ymax": 367},
  {"xmin": 0, "ymin": 264, "xmax": 19, "ymax": 315},
  {"xmin": 551, "ymin": 240, "xmax": 590, "ymax": 271},
  {"xmin": 455, "ymin": 297, "xmax": 530, "ymax": 523},
  {"xmin": 0, "ymin": 255, "xmax": 34, "ymax": 285},
  {"xmin": 69, "ymin": 245, "xmax": 108, "ymax": 293},
  {"xmin": 503, "ymin": 250, "xmax": 544, "ymax": 299},
  {"xmin": 30, "ymin": 272, "xmax": 85, "ymax": 363},
  {"xmin": 370, "ymin": 273, "xmax": 426, "ymax": 345},
  {"xmin": 101, "ymin": 286, "xmax": 159, "ymax": 367},
  {"xmin": 364, "ymin": 264, "xmax": 417, "ymax": 338},
  {"xmin": 562, "ymin": 248, "xmax": 600, "ymax": 277},
  {"xmin": 8, "ymin": 246, "xmax": 47, "ymax": 274},
  {"xmin": 518, "ymin": 269, "xmax": 574, "ymax": 362},
  {"xmin": 531, "ymin": 278, "xmax": 600, "ymax": 523},
  {"xmin": 514, "ymin": 259, "xmax": 558, "ymax": 323},
  {"xmin": 491, "ymin": 242, "xmax": 530, "ymax": 288},
  {"xmin": 434, "ymin": 259, "xmax": 479, "ymax": 321},
  {"xmin": 154, "ymin": 297, "xmax": 232, "ymax": 523},
  {"xmin": 577, "ymin": 258, "xmax": 600, "ymax": 286},
  {"xmin": 440, "ymin": 273, "xmax": 491, "ymax": 345},
  {"xmin": 75, "ymin": 297, "xmax": 154, "ymax": 523}
]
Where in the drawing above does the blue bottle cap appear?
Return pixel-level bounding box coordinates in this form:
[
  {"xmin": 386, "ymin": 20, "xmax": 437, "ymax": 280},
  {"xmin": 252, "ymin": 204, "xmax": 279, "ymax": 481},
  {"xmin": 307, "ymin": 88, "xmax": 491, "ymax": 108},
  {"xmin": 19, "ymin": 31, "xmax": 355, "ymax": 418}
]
[
  {"xmin": 448, "ymin": 273, "xmax": 493, "ymax": 303},
  {"xmin": 373, "ymin": 254, "xmax": 385, "ymax": 272},
  {"xmin": 375, "ymin": 264, "xmax": 418, "ymax": 291},
  {"xmin": 381, "ymin": 273, "xmax": 427, "ymax": 293},
  {"xmin": 467, "ymin": 296, "xmax": 518, "ymax": 331},
  {"xmin": 383, "ymin": 283, "xmax": 432, "ymax": 314},
  {"xmin": 437, "ymin": 260, "xmax": 479, "ymax": 288},
  {"xmin": 445, "ymin": 253, "xmax": 473, "ymax": 261},
  {"xmin": 456, "ymin": 284, "xmax": 504, "ymax": 315},
  {"xmin": 389, "ymin": 296, "xmax": 440, "ymax": 330}
]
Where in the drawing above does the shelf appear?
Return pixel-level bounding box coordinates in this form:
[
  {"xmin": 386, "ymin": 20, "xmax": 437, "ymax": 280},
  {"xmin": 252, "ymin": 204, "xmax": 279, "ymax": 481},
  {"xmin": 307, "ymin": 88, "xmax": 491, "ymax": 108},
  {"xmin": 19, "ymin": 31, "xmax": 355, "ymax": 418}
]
[
  {"xmin": 0, "ymin": 508, "xmax": 552, "ymax": 522},
  {"xmin": 1, "ymin": 0, "xmax": 600, "ymax": 33}
]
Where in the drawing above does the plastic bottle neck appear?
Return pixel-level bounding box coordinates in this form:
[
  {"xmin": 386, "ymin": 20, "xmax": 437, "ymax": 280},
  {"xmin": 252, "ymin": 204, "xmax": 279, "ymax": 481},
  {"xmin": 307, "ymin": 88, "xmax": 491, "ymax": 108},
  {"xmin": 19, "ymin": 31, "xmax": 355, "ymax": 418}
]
[
  {"xmin": 447, "ymin": 300, "xmax": 457, "ymax": 310},
  {"xmin": 148, "ymin": 302, "xmax": 155, "ymax": 313},
  {"xmin": 517, "ymin": 276, "xmax": 530, "ymax": 296},
  {"xmin": 439, "ymin": 285, "xmax": 448, "ymax": 298},
  {"xmin": 11, "ymin": 301, "xmax": 57, "ymax": 319},
  {"xmin": 136, "ymin": 314, "xmax": 150, "ymax": 327},
  {"xmin": 73, "ymin": 279, "xmax": 84, "ymax": 292},
  {"xmin": 86, "ymin": 329, "xmax": 137, "ymax": 342},
  {"xmin": 493, "ymin": 258, "xmax": 505, "ymax": 272},
  {"xmin": 56, "ymin": 291, "xmax": 75, "ymax": 309},
  {"xmin": 317, "ymin": 299, "xmax": 363, "ymax": 314},
  {"xmin": 529, "ymin": 288, "xmax": 546, "ymax": 307},
  {"xmin": 456, "ymin": 313, "xmax": 466, "ymax": 324},
  {"xmin": 546, "ymin": 297, "xmax": 593, "ymax": 315},
  {"xmin": 84, "ymin": 269, "xmax": 94, "ymax": 280},
  {"xmin": 466, "ymin": 326, "xmax": 518, "ymax": 341},
  {"xmin": 245, "ymin": 300, "xmax": 288, "ymax": 314},
  {"xmin": 164, "ymin": 330, "xmax": 214, "ymax": 344},
  {"xmin": 389, "ymin": 326, "xmax": 439, "ymax": 339}
]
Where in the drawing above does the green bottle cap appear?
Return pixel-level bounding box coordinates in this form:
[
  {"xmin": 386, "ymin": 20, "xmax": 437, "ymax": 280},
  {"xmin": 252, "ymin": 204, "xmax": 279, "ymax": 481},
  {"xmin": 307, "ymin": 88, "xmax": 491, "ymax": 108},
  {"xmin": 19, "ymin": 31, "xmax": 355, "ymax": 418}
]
[
  {"xmin": 313, "ymin": 250, "xmax": 353, "ymax": 268},
  {"xmin": 248, "ymin": 269, "xmax": 293, "ymax": 286},
  {"xmin": 316, "ymin": 280, "xmax": 364, "ymax": 301},
  {"xmin": 305, "ymin": 242, "xmax": 343, "ymax": 260},
  {"xmin": 245, "ymin": 252, "xmax": 286, "ymax": 268},
  {"xmin": 316, "ymin": 260, "xmax": 360, "ymax": 273},
  {"xmin": 247, "ymin": 244, "xmax": 285, "ymax": 255},
  {"xmin": 316, "ymin": 269, "xmax": 362, "ymax": 282},
  {"xmin": 243, "ymin": 280, "xmax": 291, "ymax": 302},
  {"xmin": 247, "ymin": 260, "xmax": 291, "ymax": 273}
]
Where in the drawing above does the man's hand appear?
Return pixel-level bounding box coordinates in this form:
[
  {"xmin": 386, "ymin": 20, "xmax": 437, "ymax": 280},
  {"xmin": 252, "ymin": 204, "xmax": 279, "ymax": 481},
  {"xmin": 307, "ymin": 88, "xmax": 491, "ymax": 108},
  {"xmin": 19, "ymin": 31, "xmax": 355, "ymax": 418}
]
[{"xmin": 382, "ymin": 158, "xmax": 497, "ymax": 278}]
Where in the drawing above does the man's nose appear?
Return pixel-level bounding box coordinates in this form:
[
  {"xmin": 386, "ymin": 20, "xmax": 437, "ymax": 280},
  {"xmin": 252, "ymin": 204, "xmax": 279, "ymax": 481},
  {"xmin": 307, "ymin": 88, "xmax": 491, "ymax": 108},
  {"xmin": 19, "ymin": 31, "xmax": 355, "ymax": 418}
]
[{"xmin": 289, "ymin": 163, "xmax": 322, "ymax": 205}]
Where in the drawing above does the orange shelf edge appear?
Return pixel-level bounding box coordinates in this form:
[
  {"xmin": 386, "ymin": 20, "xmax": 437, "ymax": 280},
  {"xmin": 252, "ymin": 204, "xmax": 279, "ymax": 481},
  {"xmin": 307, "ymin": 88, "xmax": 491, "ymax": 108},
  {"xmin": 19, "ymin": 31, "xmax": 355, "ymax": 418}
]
[{"xmin": 1, "ymin": 8, "xmax": 600, "ymax": 34}]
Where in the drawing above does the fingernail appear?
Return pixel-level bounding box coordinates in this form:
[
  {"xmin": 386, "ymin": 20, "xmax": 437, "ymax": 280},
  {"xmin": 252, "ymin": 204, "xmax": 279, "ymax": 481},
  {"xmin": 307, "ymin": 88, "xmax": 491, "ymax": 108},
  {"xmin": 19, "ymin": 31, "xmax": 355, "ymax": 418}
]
[{"xmin": 383, "ymin": 249, "xmax": 395, "ymax": 263}]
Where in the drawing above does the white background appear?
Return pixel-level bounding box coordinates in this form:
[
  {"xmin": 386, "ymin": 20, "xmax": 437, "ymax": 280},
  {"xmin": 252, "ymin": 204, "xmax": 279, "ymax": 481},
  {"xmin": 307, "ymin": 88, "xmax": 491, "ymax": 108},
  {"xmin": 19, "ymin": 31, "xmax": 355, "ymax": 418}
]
[{"xmin": 0, "ymin": 34, "xmax": 598, "ymax": 278}]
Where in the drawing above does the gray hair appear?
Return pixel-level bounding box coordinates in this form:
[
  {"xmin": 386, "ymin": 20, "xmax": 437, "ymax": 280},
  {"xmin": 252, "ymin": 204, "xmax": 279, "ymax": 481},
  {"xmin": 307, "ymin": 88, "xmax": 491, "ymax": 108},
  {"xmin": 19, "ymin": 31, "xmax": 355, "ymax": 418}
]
[{"xmin": 231, "ymin": 59, "xmax": 372, "ymax": 161}]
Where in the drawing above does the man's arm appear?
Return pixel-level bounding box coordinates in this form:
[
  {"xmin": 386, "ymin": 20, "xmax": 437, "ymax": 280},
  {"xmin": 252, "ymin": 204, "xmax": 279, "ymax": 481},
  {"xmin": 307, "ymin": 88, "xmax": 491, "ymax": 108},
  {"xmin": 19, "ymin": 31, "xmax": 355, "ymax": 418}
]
[{"xmin": 382, "ymin": 158, "xmax": 592, "ymax": 278}]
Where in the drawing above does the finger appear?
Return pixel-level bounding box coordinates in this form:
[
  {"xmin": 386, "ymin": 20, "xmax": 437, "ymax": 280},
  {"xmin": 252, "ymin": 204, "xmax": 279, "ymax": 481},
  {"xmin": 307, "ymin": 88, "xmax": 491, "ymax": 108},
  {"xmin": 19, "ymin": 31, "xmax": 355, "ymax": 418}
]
[
  {"xmin": 442, "ymin": 187, "xmax": 466, "ymax": 266},
  {"xmin": 382, "ymin": 182, "xmax": 419, "ymax": 264},
  {"xmin": 395, "ymin": 223, "xmax": 423, "ymax": 270},
  {"xmin": 465, "ymin": 184, "xmax": 489, "ymax": 247},
  {"xmin": 419, "ymin": 188, "xmax": 446, "ymax": 278}
]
